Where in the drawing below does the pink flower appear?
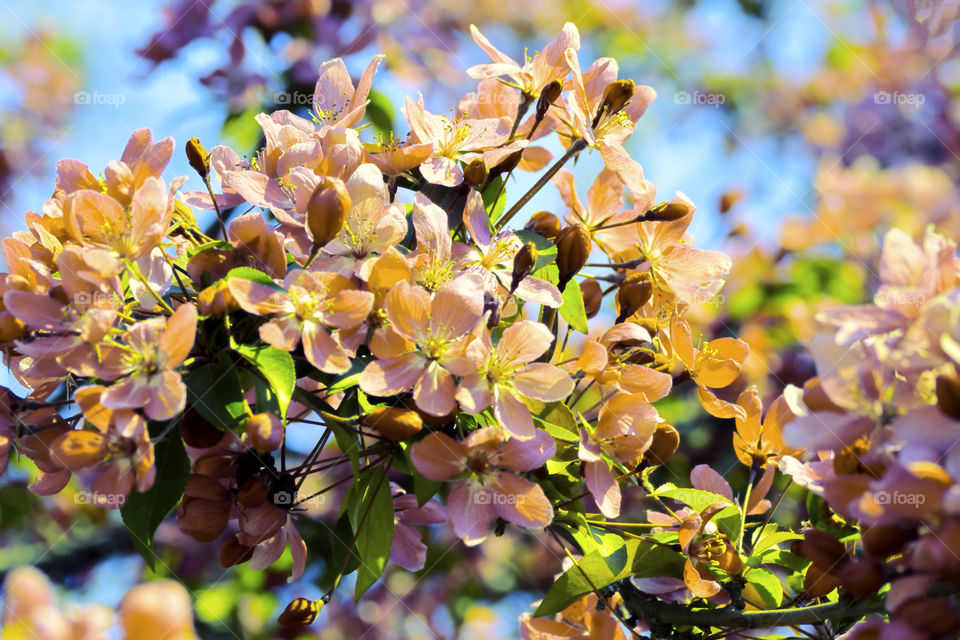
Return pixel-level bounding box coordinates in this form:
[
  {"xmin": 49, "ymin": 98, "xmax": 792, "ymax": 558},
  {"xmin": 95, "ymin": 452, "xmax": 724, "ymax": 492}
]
[
  {"xmin": 578, "ymin": 393, "xmax": 660, "ymax": 517},
  {"xmin": 402, "ymin": 96, "xmax": 509, "ymax": 186},
  {"xmin": 462, "ymin": 190, "xmax": 561, "ymax": 307},
  {"xmin": 237, "ymin": 501, "xmax": 307, "ymax": 583},
  {"xmin": 229, "ymin": 269, "xmax": 373, "ymax": 374},
  {"xmin": 313, "ymin": 55, "xmax": 384, "ymax": 128},
  {"xmin": 466, "ymin": 23, "xmax": 580, "ymax": 99},
  {"xmin": 411, "ymin": 427, "xmax": 555, "ymax": 545},
  {"xmin": 577, "ymin": 324, "xmax": 673, "ymax": 401},
  {"xmin": 390, "ymin": 488, "xmax": 447, "ymax": 571},
  {"xmin": 64, "ymin": 303, "xmax": 197, "ymax": 422},
  {"xmin": 408, "ymin": 193, "xmax": 474, "ymax": 291},
  {"xmin": 457, "ymin": 320, "xmax": 574, "ymax": 439},
  {"xmin": 359, "ymin": 275, "xmax": 483, "ymax": 416}
]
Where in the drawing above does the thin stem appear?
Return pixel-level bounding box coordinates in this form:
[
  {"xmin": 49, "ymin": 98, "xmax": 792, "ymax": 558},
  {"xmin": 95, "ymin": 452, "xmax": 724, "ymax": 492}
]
[
  {"xmin": 125, "ymin": 259, "xmax": 175, "ymax": 314},
  {"xmin": 737, "ymin": 466, "xmax": 757, "ymax": 554},
  {"xmin": 496, "ymin": 138, "xmax": 587, "ymax": 231},
  {"xmin": 203, "ymin": 176, "xmax": 229, "ymax": 239}
]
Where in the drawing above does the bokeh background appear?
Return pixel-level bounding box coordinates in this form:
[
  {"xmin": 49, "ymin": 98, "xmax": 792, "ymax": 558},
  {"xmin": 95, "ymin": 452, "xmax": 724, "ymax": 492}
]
[{"xmin": 0, "ymin": 0, "xmax": 956, "ymax": 637}]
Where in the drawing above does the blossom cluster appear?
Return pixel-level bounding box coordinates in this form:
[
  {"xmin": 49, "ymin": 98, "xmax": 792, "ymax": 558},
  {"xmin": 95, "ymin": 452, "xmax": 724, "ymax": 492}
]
[{"xmin": 2, "ymin": 19, "xmax": 954, "ymax": 640}]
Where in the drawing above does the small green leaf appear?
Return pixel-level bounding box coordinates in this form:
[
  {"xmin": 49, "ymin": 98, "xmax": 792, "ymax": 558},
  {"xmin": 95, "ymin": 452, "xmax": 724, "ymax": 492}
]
[
  {"xmin": 233, "ymin": 343, "xmax": 295, "ymax": 422},
  {"xmin": 482, "ymin": 176, "xmax": 506, "ymax": 223},
  {"xmin": 185, "ymin": 354, "xmax": 247, "ymax": 430},
  {"xmin": 353, "ymin": 468, "xmax": 395, "ymax": 599},
  {"xmin": 120, "ymin": 423, "xmax": 190, "ymax": 570},
  {"xmin": 226, "ymin": 266, "xmax": 282, "ymax": 289},
  {"xmin": 745, "ymin": 567, "xmax": 783, "ymax": 608},
  {"xmin": 366, "ymin": 89, "xmax": 395, "ymax": 139},
  {"xmin": 559, "ymin": 279, "xmax": 588, "ymax": 333},
  {"xmin": 525, "ymin": 398, "xmax": 579, "ymax": 442},
  {"xmin": 187, "ymin": 240, "xmax": 233, "ymax": 257},
  {"xmin": 751, "ymin": 528, "xmax": 803, "ymax": 557}
]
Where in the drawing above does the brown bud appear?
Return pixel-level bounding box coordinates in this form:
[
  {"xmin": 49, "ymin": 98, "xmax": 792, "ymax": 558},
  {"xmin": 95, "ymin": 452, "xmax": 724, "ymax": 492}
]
[
  {"xmin": 936, "ymin": 373, "xmax": 960, "ymax": 420},
  {"xmin": 219, "ymin": 535, "xmax": 255, "ymax": 567},
  {"xmin": 482, "ymin": 291, "xmax": 501, "ymax": 328},
  {"xmin": 464, "ymin": 158, "xmax": 486, "ymax": 187},
  {"xmin": 644, "ymin": 201, "xmax": 691, "ymax": 222},
  {"xmin": 185, "ymin": 137, "xmax": 209, "ymax": 180},
  {"xmin": 893, "ymin": 597, "xmax": 960, "ymax": 636},
  {"xmin": 536, "ymin": 79, "xmax": 563, "ymax": 119},
  {"xmin": 580, "ymin": 278, "xmax": 603, "ymax": 318},
  {"xmin": 834, "ymin": 560, "xmax": 883, "ymax": 598},
  {"xmin": 554, "ymin": 223, "xmax": 591, "ymax": 290},
  {"xmin": 862, "ymin": 524, "xmax": 916, "ymax": 559},
  {"xmin": 196, "ymin": 280, "xmax": 237, "ymax": 317},
  {"xmin": 615, "ymin": 274, "xmax": 652, "ymax": 323},
  {"xmin": 525, "ymin": 211, "xmax": 562, "ymax": 240},
  {"xmin": 489, "ymin": 150, "xmax": 524, "ymax": 179},
  {"xmin": 306, "ymin": 178, "xmax": 351, "ymax": 248},
  {"xmin": 644, "ymin": 423, "xmax": 679, "ymax": 466},
  {"xmin": 180, "ymin": 408, "xmax": 226, "ymax": 449},
  {"xmin": 364, "ymin": 406, "xmax": 423, "ymax": 441},
  {"xmin": 178, "ymin": 496, "xmax": 230, "ymax": 542},
  {"xmin": 510, "ymin": 242, "xmax": 538, "ymax": 293},
  {"xmin": 277, "ymin": 598, "xmax": 323, "ymax": 627},
  {"xmin": 594, "ymin": 80, "xmax": 635, "ymax": 127},
  {"xmin": 719, "ymin": 188, "xmax": 745, "ymax": 214},
  {"xmin": 802, "ymin": 563, "xmax": 839, "ymax": 599},
  {"xmin": 796, "ymin": 529, "xmax": 849, "ymax": 573}
]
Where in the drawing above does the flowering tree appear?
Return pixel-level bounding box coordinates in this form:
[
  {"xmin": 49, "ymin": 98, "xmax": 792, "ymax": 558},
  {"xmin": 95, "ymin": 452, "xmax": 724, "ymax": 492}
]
[{"xmin": 2, "ymin": 19, "xmax": 960, "ymax": 640}]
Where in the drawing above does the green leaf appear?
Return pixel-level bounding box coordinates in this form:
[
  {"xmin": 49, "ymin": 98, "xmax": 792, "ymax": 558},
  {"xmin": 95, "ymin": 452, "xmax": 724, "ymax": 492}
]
[
  {"xmin": 559, "ymin": 279, "xmax": 588, "ymax": 333},
  {"xmin": 353, "ymin": 468, "xmax": 394, "ymax": 599},
  {"xmin": 366, "ymin": 89, "xmax": 395, "ymax": 139},
  {"xmin": 233, "ymin": 343, "xmax": 295, "ymax": 422},
  {"xmin": 535, "ymin": 539, "xmax": 684, "ymax": 616},
  {"xmin": 185, "ymin": 354, "xmax": 247, "ymax": 430},
  {"xmin": 482, "ymin": 176, "xmax": 506, "ymax": 223},
  {"xmin": 120, "ymin": 423, "xmax": 190, "ymax": 570},
  {"xmin": 187, "ymin": 240, "xmax": 233, "ymax": 257},
  {"xmin": 525, "ymin": 398, "xmax": 579, "ymax": 442},
  {"xmin": 226, "ymin": 266, "xmax": 282, "ymax": 289},
  {"xmin": 751, "ymin": 528, "xmax": 803, "ymax": 557},
  {"xmin": 745, "ymin": 567, "xmax": 783, "ymax": 608},
  {"xmin": 654, "ymin": 484, "xmax": 741, "ymax": 540}
]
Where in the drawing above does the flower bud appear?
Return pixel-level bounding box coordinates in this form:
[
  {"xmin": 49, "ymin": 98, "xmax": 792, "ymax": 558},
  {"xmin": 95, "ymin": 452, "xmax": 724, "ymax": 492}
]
[
  {"xmin": 364, "ymin": 406, "xmax": 423, "ymax": 441},
  {"xmin": 536, "ymin": 79, "xmax": 563, "ymax": 119},
  {"xmin": 615, "ymin": 274, "xmax": 652, "ymax": 323},
  {"xmin": 277, "ymin": 598, "xmax": 323, "ymax": 627},
  {"xmin": 834, "ymin": 560, "xmax": 883, "ymax": 598},
  {"xmin": 861, "ymin": 524, "xmax": 916, "ymax": 559},
  {"xmin": 936, "ymin": 373, "xmax": 960, "ymax": 420},
  {"xmin": 180, "ymin": 408, "xmax": 226, "ymax": 449},
  {"xmin": 464, "ymin": 158, "xmax": 486, "ymax": 187},
  {"xmin": 644, "ymin": 201, "xmax": 691, "ymax": 222},
  {"xmin": 554, "ymin": 223, "xmax": 591, "ymax": 291},
  {"xmin": 306, "ymin": 178, "xmax": 351, "ymax": 249},
  {"xmin": 483, "ymin": 291, "xmax": 501, "ymax": 328},
  {"xmin": 802, "ymin": 563, "xmax": 838, "ymax": 599},
  {"xmin": 796, "ymin": 529, "xmax": 848, "ymax": 573},
  {"xmin": 525, "ymin": 211, "xmax": 562, "ymax": 240},
  {"xmin": 719, "ymin": 188, "xmax": 745, "ymax": 214},
  {"xmin": 510, "ymin": 242, "xmax": 538, "ymax": 293},
  {"xmin": 644, "ymin": 423, "xmax": 680, "ymax": 466},
  {"xmin": 196, "ymin": 280, "xmax": 237, "ymax": 317},
  {"xmin": 893, "ymin": 597, "xmax": 960, "ymax": 636},
  {"xmin": 592, "ymin": 80, "xmax": 635, "ymax": 129},
  {"xmin": 489, "ymin": 149, "xmax": 524, "ymax": 179},
  {"xmin": 119, "ymin": 581, "xmax": 197, "ymax": 640},
  {"xmin": 219, "ymin": 535, "xmax": 255, "ymax": 568},
  {"xmin": 580, "ymin": 279, "xmax": 603, "ymax": 318},
  {"xmin": 246, "ymin": 412, "xmax": 283, "ymax": 452},
  {"xmin": 185, "ymin": 137, "xmax": 209, "ymax": 180}
]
